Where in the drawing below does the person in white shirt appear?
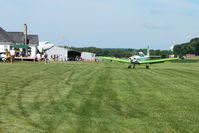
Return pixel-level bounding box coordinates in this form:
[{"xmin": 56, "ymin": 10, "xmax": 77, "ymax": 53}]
[
  {"xmin": 1, "ymin": 53, "xmax": 6, "ymax": 62},
  {"xmin": 10, "ymin": 48, "xmax": 15, "ymax": 63},
  {"xmin": 44, "ymin": 53, "xmax": 48, "ymax": 64}
]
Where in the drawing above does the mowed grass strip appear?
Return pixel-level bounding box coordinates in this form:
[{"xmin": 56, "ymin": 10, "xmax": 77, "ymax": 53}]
[{"xmin": 0, "ymin": 61, "xmax": 199, "ymax": 133}]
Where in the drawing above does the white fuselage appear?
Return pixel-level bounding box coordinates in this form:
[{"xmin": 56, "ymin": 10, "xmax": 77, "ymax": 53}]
[
  {"xmin": 129, "ymin": 48, "xmax": 150, "ymax": 63},
  {"xmin": 129, "ymin": 55, "xmax": 149, "ymax": 63}
]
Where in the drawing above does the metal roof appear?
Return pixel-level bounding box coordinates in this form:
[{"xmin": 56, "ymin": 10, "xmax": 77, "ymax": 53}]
[
  {"xmin": 0, "ymin": 27, "xmax": 13, "ymax": 42},
  {"xmin": 0, "ymin": 27, "xmax": 39, "ymax": 45},
  {"xmin": 7, "ymin": 32, "xmax": 24, "ymax": 43}
]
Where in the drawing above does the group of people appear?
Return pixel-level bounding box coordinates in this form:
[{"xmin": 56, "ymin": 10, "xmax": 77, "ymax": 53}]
[
  {"xmin": 1, "ymin": 48, "xmax": 48, "ymax": 64},
  {"xmin": 50, "ymin": 54, "xmax": 66, "ymax": 61},
  {"xmin": 35, "ymin": 53, "xmax": 48, "ymax": 64},
  {"xmin": 0, "ymin": 48, "xmax": 15, "ymax": 63}
]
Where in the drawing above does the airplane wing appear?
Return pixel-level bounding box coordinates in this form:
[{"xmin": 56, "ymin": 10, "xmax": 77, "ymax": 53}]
[
  {"xmin": 97, "ymin": 56, "xmax": 178, "ymax": 64},
  {"xmin": 139, "ymin": 58, "xmax": 178, "ymax": 64},
  {"xmin": 97, "ymin": 56, "xmax": 129, "ymax": 63}
]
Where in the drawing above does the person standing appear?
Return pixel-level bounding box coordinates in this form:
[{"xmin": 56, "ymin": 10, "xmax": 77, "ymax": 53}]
[
  {"xmin": 36, "ymin": 53, "xmax": 41, "ymax": 61},
  {"xmin": 44, "ymin": 53, "xmax": 48, "ymax": 64},
  {"xmin": 10, "ymin": 48, "xmax": 15, "ymax": 63}
]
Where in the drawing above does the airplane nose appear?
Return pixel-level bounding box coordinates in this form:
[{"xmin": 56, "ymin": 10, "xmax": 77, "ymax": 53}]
[{"xmin": 129, "ymin": 58, "xmax": 133, "ymax": 62}]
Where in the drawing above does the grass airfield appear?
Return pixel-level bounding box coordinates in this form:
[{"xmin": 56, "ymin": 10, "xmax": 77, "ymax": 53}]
[{"xmin": 0, "ymin": 61, "xmax": 199, "ymax": 133}]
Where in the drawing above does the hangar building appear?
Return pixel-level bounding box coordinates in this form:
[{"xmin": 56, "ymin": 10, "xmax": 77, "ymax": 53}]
[{"xmin": 46, "ymin": 46, "xmax": 95, "ymax": 61}]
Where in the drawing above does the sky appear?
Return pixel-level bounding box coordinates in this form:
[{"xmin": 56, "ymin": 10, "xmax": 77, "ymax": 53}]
[{"xmin": 0, "ymin": 0, "xmax": 199, "ymax": 49}]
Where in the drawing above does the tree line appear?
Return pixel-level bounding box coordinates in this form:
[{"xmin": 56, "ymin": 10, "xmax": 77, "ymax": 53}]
[
  {"xmin": 62, "ymin": 46, "xmax": 172, "ymax": 58},
  {"xmin": 61, "ymin": 37, "xmax": 199, "ymax": 58},
  {"xmin": 173, "ymin": 37, "xmax": 199, "ymax": 56}
]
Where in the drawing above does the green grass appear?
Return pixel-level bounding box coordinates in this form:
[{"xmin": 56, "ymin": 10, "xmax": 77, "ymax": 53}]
[{"xmin": 0, "ymin": 61, "xmax": 199, "ymax": 133}]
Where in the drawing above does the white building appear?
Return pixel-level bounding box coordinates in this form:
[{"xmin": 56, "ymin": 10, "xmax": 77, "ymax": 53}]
[
  {"xmin": 0, "ymin": 27, "xmax": 14, "ymax": 52},
  {"xmin": 27, "ymin": 35, "xmax": 39, "ymax": 57},
  {"xmin": 46, "ymin": 46, "xmax": 82, "ymax": 61},
  {"xmin": 46, "ymin": 46, "xmax": 68, "ymax": 61},
  {"xmin": 46, "ymin": 46, "xmax": 96, "ymax": 61},
  {"xmin": 81, "ymin": 52, "xmax": 96, "ymax": 61},
  {"xmin": 0, "ymin": 27, "xmax": 39, "ymax": 57}
]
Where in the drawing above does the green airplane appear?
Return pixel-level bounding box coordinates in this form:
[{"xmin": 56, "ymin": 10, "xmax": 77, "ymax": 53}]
[{"xmin": 97, "ymin": 47, "xmax": 178, "ymax": 69}]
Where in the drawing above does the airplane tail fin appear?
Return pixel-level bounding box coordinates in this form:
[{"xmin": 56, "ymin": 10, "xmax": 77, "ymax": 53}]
[{"xmin": 147, "ymin": 46, "xmax": 150, "ymax": 57}]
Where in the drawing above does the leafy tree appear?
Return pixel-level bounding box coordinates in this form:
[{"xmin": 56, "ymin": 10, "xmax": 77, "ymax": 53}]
[
  {"xmin": 174, "ymin": 37, "xmax": 199, "ymax": 56},
  {"xmin": 61, "ymin": 46, "xmax": 172, "ymax": 58}
]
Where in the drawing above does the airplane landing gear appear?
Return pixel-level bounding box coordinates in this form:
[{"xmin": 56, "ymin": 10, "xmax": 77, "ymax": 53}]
[
  {"xmin": 133, "ymin": 64, "xmax": 135, "ymax": 69},
  {"xmin": 128, "ymin": 64, "xmax": 132, "ymax": 69},
  {"xmin": 128, "ymin": 63, "xmax": 136, "ymax": 69},
  {"xmin": 146, "ymin": 65, "xmax": 149, "ymax": 69}
]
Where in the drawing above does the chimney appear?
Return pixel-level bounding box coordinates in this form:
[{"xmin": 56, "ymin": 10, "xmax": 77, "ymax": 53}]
[{"xmin": 24, "ymin": 23, "xmax": 27, "ymax": 45}]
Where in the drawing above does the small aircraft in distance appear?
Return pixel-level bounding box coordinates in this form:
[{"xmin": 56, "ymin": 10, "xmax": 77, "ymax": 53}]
[{"xmin": 98, "ymin": 47, "xmax": 178, "ymax": 69}]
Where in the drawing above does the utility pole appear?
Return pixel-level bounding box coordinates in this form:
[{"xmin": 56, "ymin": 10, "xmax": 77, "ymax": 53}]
[
  {"xmin": 24, "ymin": 23, "xmax": 28, "ymax": 56},
  {"xmin": 24, "ymin": 24, "xmax": 27, "ymax": 45}
]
